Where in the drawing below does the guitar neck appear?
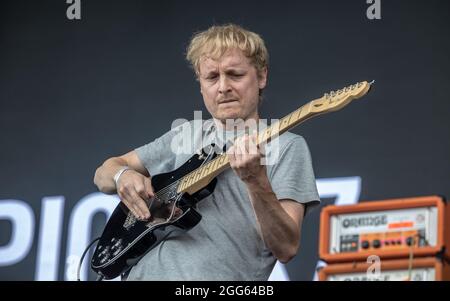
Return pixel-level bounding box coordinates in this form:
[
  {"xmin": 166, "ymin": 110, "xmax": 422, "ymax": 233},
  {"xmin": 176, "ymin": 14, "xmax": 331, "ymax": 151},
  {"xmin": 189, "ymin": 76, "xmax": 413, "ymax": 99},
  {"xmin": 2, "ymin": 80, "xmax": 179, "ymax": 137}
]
[
  {"xmin": 177, "ymin": 100, "xmax": 322, "ymax": 195},
  {"xmin": 177, "ymin": 81, "xmax": 372, "ymax": 195}
]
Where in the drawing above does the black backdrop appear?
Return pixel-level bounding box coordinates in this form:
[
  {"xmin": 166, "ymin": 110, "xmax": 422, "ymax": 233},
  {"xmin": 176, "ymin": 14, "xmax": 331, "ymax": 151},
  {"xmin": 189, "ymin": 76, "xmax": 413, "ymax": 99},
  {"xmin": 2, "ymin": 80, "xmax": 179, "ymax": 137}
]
[{"xmin": 1, "ymin": 0, "xmax": 449, "ymax": 281}]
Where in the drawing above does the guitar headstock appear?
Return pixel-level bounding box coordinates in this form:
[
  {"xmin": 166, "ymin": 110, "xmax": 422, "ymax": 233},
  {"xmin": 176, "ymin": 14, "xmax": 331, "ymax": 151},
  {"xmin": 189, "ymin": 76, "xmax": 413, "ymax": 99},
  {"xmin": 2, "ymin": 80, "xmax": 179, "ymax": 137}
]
[{"xmin": 310, "ymin": 81, "xmax": 373, "ymax": 114}]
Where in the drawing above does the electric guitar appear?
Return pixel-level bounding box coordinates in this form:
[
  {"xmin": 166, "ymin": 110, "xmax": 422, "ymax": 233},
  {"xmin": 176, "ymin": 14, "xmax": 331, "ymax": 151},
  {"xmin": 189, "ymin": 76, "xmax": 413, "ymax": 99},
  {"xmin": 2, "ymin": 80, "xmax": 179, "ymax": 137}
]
[{"xmin": 91, "ymin": 81, "xmax": 373, "ymax": 279}]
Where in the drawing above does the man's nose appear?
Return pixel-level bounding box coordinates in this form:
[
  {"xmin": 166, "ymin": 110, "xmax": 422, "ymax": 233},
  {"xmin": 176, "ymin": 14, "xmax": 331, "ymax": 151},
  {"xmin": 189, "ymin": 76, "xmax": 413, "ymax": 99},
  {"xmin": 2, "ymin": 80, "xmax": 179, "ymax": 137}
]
[{"xmin": 218, "ymin": 76, "xmax": 232, "ymax": 94}]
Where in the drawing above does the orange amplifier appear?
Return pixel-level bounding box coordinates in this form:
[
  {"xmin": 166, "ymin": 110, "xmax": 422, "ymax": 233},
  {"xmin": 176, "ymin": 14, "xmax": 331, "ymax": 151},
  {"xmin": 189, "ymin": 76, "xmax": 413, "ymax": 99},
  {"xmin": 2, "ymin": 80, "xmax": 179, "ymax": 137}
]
[
  {"xmin": 319, "ymin": 195, "xmax": 450, "ymax": 263},
  {"xmin": 318, "ymin": 257, "xmax": 450, "ymax": 281}
]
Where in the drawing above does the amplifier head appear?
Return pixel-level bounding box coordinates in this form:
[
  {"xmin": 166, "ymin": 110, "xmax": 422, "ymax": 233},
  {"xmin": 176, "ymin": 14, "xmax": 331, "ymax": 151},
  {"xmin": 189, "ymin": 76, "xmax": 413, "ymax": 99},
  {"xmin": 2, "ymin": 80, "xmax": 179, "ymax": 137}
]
[{"xmin": 319, "ymin": 195, "xmax": 450, "ymax": 263}]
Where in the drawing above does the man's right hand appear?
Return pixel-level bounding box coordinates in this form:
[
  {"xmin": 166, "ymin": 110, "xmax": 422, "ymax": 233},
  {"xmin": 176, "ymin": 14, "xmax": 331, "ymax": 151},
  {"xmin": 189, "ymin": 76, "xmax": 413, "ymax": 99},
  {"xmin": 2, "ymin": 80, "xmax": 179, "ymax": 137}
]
[{"xmin": 116, "ymin": 170, "xmax": 154, "ymax": 220}]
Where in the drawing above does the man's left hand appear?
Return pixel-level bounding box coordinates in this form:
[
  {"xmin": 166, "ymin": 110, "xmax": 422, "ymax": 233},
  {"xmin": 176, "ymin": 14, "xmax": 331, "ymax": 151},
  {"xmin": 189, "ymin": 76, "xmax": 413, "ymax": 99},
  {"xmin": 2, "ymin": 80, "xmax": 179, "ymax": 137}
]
[{"xmin": 227, "ymin": 133, "xmax": 267, "ymax": 184}]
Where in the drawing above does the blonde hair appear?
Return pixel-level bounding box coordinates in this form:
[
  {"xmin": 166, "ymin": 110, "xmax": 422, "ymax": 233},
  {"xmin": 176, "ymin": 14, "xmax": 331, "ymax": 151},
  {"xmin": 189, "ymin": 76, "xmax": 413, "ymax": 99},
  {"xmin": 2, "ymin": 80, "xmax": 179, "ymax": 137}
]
[{"xmin": 186, "ymin": 24, "xmax": 269, "ymax": 78}]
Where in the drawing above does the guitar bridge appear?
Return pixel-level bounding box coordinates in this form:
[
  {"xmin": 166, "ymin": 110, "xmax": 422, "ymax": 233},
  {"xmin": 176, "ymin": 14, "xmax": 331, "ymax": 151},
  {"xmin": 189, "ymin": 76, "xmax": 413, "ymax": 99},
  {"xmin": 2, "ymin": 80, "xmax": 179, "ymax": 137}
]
[{"xmin": 123, "ymin": 213, "xmax": 137, "ymax": 230}]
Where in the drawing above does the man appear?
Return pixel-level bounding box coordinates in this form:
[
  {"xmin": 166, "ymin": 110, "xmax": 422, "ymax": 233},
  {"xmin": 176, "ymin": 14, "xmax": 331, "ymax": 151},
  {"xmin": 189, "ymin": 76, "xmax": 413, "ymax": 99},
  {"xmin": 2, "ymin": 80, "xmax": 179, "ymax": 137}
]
[{"xmin": 93, "ymin": 24, "xmax": 320, "ymax": 280}]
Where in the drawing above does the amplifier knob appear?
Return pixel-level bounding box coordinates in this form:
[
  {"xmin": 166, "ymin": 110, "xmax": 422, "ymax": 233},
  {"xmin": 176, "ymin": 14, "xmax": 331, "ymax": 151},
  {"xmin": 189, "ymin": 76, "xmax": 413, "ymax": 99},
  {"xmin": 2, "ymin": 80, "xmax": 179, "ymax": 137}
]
[
  {"xmin": 372, "ymin": 240, "xmax": 381, "ymax": 248},
  {"xmin": 361, "ymin": 240, "xmax": 370, "ymax": 249},
  {"xmin": 406, "ymin": 237, "xmax": 415, "ymax": 246}
]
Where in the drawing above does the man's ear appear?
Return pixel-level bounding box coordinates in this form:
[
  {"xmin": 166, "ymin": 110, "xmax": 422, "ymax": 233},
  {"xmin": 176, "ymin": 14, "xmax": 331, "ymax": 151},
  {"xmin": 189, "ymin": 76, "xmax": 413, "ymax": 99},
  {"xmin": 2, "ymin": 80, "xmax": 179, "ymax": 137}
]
[{"xmin": 258, "ymin": 67, "xmax": 268, "ymax": 90}]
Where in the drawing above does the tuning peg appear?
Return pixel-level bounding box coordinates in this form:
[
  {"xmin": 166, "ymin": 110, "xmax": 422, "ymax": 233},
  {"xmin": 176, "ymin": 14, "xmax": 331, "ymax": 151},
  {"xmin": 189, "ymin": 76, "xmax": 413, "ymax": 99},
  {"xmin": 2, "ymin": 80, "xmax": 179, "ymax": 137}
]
[
  {"xmin": 324, "ymin": 93, "xmax": 329, "ymax": 99},
  {"xmin": 330, "ymin": 91, "xmax": 336, "ymax": 97}
]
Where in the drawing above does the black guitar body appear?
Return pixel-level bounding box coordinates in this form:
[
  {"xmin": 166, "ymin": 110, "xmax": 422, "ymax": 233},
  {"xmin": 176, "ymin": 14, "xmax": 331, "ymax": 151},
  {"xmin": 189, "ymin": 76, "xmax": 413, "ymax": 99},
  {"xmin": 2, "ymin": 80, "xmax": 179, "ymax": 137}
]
[{"xmin": 91, "ymin": 150, "xmax": 217, "ymax": 279}]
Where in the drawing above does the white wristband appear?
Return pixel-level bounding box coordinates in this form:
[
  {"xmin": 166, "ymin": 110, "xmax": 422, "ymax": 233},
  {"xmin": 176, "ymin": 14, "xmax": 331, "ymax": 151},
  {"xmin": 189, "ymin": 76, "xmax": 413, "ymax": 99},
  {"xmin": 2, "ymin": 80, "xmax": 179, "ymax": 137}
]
[{"xmin": 113, "ymin": 166, "xmax": 131, "ymax": 187}]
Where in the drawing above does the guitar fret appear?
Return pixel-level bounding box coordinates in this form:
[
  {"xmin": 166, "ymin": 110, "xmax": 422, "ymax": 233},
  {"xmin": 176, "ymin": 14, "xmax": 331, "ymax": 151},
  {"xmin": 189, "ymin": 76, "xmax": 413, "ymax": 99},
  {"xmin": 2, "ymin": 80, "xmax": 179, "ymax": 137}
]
[
  {"xmin": 289, "ymin": 111, "xmax": 297, "ymax": 126},
  {"xmin": 183, "ymin": 174, "xmax": 193, "ymax": 190},
  {"xmin": 180, "ymin": 177, "xmax": 187, "ymax": 191},
  {"xmin": 194, "ymin": 170, "xmax": 200, "ymax": 183},
  {"xmin": 198, "ymin": 167, "xmax": 205, "ymax": 179},
  {"xmin": 268, "ymin": 122, "xmax": 279, "ymax": 140},
  {"xmin": 201, "ymin": 165, "xmax": 208, "ymax": 178},
  {"xmin": 280, "ymin": 115, "xmax": 290, "ymax": 130},
  {"xmin": 187, "ymin": 173, "xmax": 195, "ymax": 187},
  {"xmin": 208, "ymin": 160, "xmax": 215, "ymax": 174},
  {"xmin": 219, "ymin": 155, "xmax": 227, "ymax": 167},
  {"xmin": 217, "ymin": 156, "xmax": 224, "ymax": 168},
  {"xmin": 212, "ymin": 160, "xmax": 219, "ymax": 171},
  {"xmin": 182, "ymin": 176, "xmax": 189, "ymax": 189},
  {"xmin": 213, "ymin": 157, "xmax": 220, "ymax": 170},
  {"xmin": 292, "ymin": 108, "xmax": 301, "ymax": 123},
  {"xmin": 296, "ymin": 107, "xmax": 304, "ymax": 120},
  {"xmin": 193, "ymin": 170, "xmax": 201, "ymax": 182},
  {"xmin": 262, "ymin": 127, "xmax": 271, "ymax": 142},
  {"xmin": 201, "ymin": 163, "xmax": 210, "ymax": 177}
]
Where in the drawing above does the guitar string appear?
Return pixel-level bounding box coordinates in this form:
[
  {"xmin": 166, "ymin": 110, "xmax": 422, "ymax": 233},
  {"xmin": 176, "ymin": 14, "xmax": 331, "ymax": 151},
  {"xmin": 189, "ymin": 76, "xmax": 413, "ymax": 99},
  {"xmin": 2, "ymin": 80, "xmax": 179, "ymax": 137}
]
[
  {"xmin": 147, "ymin": 81, "xmax": 369, "ymax": 202},
  {"xmin": 133, "ymin": 116, "xmax": 287, "ymax": 219},
  {"xmin": 148, "ymin": 121, "xmax": 223, "ymax": 201},
  {"xmin": 152, "ymin": 131, "xmax": 217, "ymax": 224},
  {"xmin": 153, "ymin": 118, "xmax": 277, "ymax": 199},
  {"xmin": 126, "ymin": 122, "xmax": 218, "ymax": 222}
]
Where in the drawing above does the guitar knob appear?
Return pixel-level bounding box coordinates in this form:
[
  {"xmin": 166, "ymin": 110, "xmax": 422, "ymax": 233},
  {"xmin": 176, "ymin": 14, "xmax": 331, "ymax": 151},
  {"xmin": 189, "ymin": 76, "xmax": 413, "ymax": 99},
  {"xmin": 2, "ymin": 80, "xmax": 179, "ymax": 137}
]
[
  {"xmin": 101, "ymin": 246, "xmax": 111, "ymax": 255},
  {"xmin": 113, "ymin": 239, "xmax": 122, "ymax": 249},
  {"xmin": 112, "ymin": 247, "xmax": 122, "ymax": 257}
]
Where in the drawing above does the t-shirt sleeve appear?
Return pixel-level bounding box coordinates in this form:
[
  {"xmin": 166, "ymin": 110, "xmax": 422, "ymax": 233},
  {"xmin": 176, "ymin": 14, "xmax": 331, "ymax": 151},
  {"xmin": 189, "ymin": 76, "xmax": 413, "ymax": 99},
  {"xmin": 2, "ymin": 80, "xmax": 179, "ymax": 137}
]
[
  {"xmin": 134, "ymin": 126, "xmax": 181, "ymax": 176},
  {"xmin": 268, "ymin": 136, "xmax": 320, "ymax": 216}
]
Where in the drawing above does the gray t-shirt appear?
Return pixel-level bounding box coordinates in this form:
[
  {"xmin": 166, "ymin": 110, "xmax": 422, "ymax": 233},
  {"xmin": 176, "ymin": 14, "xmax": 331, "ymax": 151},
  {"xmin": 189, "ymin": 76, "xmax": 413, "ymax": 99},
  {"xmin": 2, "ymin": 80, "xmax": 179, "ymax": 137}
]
[{"xmin": 127, "ymin": 119, "xmax": 320, "ymax": 281}]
